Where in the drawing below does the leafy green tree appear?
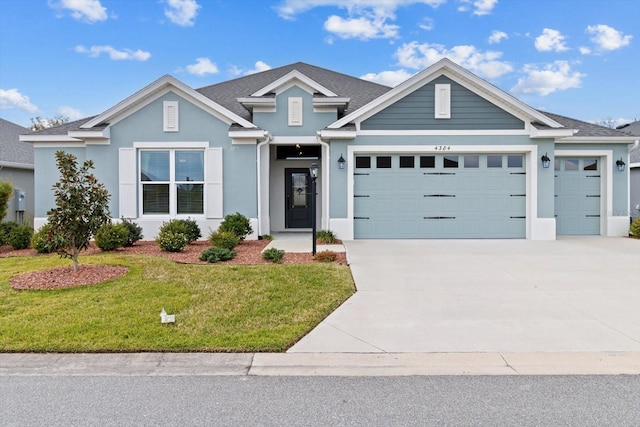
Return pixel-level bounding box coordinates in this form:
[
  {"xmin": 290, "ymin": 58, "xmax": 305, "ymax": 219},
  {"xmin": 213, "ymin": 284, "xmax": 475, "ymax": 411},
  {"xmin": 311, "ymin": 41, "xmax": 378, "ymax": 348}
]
[
  {"xmin": 0, "ymin": 180, "xmax": 12, "ymax": 220},
  {"xmin": 48, "ymin": 151, "xmax": 111, "ymax": 271}
]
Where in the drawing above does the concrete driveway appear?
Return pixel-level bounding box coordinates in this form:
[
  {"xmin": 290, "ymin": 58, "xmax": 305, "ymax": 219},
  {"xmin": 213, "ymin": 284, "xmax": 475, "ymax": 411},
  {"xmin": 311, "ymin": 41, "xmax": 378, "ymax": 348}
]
[{"xmin": 289, "ymin": 237, "xmax": 640, "ymax": 353}]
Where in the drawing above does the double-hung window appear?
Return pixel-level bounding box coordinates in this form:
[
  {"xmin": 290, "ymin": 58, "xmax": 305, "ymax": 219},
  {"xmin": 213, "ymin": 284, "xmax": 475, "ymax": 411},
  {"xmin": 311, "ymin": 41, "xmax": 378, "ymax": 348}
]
[{"xmin": 140, "ymin": 149, "xmax": 204, "ymax": 215}]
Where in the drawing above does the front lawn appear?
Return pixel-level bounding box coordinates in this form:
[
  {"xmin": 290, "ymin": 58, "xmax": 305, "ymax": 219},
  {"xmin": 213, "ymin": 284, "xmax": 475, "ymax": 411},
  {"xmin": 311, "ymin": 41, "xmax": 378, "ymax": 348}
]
[{"xmin": 0, "ymin": 253, "xmax": 354, "ymax": 352}]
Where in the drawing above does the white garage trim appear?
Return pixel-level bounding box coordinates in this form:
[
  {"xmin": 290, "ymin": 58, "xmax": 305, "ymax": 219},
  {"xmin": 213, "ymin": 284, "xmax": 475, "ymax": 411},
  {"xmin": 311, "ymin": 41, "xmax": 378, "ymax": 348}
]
[
  {"xmin": 344, "ymin": 144, "xmax": 544, "ymax": 240},
  {"xmin": 555, "ymin": 149, "xmax": 626, "ymax": 237}
]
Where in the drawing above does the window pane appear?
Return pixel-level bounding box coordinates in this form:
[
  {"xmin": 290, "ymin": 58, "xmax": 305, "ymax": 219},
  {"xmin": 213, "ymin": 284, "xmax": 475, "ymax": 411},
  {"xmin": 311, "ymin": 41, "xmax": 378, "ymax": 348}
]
[
  {"xmin": 584, "ymin": 159, "xmax": 598, "ymax": 171},
  {"xmin": 487, "ymin": 155, "xmax": 502, "ymax": 168},
  {"xmin": 399, "ymin": 156, "xmax": 415, "ymax": 168},
  {"xmin": 464, "ymin": 155, "xmax": 479, "ymax": 168},
  {"xmin": 142, "ymin": 184, "xmax": 169, "ymax": 214},
  {"xmin": 508, "ymin": 155, "xmax": 523, "ymax": 168},
  {"xmin": 176, "ymin": 151, "xmax": 204, "ymax": 181},
  {"xmin": 355, "ymin": 156, "xmax": 371, "ymax": 168},
  {"xmin": 443, "ymin": 155, "xmax": 459, "ymax": 168},
  {"xmin": 420, "ymin": 156, "xmax": 435, "ymax": 168},
  {"xmin": 555, "ymin": 159, "xmax": 561, "ymax": 171},
  {"xmin": 376, "ymin": 156, "xmax": 392, "ymax": 168},
  {"xmin": 565, "ymin": 159, "xmax": 579, "ymax": 171},
  {"xmin": 177, "ymin": 184, "xmax": 203, "ymax": 214},
  {"xmin": 141, "ymin": 151, "xmax": 169, "ymax": 181}
]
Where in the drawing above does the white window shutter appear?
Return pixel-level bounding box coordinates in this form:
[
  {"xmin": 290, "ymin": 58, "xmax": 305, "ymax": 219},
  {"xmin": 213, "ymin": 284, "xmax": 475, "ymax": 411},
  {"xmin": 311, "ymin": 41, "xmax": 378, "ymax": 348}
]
[
  {"xmin": 119, "ymin": 148, "xmax": 137, "ymax": 218},
  {"xmin": 434, "ymin": 84, "xmax": 451, "ymax": 119},
  {"xmin": 205, "ymin": 147, "xmax": 223, "ymax": 219},
  {"xmin": 163, "ymin": 101, "xmax": 179, "ymax": 132},
  {"xmin": 288, "ymin": 97, "xmax": 303, "ymax": 126}
]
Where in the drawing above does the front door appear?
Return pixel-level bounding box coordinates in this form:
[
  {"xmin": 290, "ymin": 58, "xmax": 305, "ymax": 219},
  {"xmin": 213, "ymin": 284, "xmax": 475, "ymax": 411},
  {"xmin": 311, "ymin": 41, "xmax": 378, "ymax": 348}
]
[{"xmin": 285, "ymin": 168, "xmax": 312, "ymax": 228}]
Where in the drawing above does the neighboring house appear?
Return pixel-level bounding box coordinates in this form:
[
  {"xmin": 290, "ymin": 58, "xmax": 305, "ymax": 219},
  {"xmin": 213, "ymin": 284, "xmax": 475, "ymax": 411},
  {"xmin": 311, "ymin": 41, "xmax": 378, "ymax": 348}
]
[
  {"xmin": 616, "ymin": 120, "xmax": 640, "ymax": 220},
  {"xmin": 0, "ymin": 118, "xmax": 33, "ymax": 225},
  {"xmin": 20, "ymin": 59, "xmax": 636, "ymax": 240}
]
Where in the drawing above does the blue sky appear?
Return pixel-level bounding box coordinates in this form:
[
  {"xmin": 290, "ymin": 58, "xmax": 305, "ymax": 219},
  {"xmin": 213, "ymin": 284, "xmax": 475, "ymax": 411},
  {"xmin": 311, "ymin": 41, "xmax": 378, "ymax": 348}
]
[{"xmin": 1, "ymin": 0, "xmax": 638, "ymax": 128}]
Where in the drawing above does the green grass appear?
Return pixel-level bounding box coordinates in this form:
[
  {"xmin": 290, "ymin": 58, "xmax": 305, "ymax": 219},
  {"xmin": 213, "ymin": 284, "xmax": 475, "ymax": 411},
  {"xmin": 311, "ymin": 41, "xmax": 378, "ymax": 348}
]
[{"xmin": 0, "ymin": 253, "xmax": 354, "ymax": 352}]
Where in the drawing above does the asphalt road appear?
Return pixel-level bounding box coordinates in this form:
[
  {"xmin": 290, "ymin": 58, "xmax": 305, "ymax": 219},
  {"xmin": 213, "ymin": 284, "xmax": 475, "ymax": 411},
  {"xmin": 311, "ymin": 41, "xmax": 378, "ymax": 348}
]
[{"xmin": 2, "ymin": 375, "xmax": 639, "ymax": 426}]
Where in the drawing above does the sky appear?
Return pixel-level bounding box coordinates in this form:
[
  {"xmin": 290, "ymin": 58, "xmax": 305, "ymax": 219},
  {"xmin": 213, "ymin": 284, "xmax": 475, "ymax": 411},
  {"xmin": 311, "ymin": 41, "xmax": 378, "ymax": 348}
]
[{"xmin": 0, "ymin": 0, "xmax": 638, "ymax": 129}]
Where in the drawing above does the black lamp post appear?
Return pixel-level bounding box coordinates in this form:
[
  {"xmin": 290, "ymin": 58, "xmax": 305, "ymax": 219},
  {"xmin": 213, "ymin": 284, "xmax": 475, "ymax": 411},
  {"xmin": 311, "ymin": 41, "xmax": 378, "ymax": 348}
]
[{"xmin": 310, "ymin": 162, "xmax": 318, "ymax": 256}]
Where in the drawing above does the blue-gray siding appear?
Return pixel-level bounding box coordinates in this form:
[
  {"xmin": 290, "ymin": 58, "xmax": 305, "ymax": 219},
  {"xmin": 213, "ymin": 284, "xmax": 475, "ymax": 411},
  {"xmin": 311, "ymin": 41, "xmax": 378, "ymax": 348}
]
[{"xmin": 361, "ymin": 76, "xmax": 524, "ymax": 130}]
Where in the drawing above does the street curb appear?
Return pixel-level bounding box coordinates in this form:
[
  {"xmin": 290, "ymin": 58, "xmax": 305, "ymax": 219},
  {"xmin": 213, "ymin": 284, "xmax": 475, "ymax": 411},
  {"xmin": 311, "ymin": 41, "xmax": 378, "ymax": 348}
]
[{"xmin": 1, "ymin": 352, "xmax": 639, "ymax": 376}]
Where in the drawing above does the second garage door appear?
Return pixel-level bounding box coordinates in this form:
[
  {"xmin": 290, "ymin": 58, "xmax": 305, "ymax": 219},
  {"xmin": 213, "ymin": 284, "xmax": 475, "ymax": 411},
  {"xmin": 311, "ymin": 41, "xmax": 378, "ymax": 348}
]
[{"xmin": 354, "ymin": 153, "xmax": 526, "ymax": 238}]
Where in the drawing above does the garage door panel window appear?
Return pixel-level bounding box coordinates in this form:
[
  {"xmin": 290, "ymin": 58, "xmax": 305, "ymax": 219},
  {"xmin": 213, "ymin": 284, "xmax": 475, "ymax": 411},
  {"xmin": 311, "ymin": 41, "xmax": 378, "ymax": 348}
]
[
  {"xmin": 464, "ymin": 155, "xmax": 479, "ymax": 168},
  {"xmin": 507, "ymin": 155, "xmax": 523, "ymax": 168},
  {"xmin": 584, "ymin": 159, "xmax": 598, "ymax": 171},
  {"xmin": 487, "ymin": 155, "xmax": 502, "ymax": 168},
  {"xmin": 443, "ymin": 156, "xmax": 459, "ymax": 168},
  {"xmin": 399, "ymin": 156, "xmax": 415, "ymax": 168},
  {"xmin": 564, "ymin": 159, "xmax": 579, "ymax": 171},
  {"xmin": 140, "ymin": 149, "xmax": 205, "ymax": 216},
  {"xmin": 355, "ymin": 156, "xmax": 371, "ymax": 169},
  {"xmin": 376, "ymin": 156, "xmax": 392, "ymax": 168},
  {"xmin": 420, "ymin": 156, "xmax": 435, "ymax": 168}
]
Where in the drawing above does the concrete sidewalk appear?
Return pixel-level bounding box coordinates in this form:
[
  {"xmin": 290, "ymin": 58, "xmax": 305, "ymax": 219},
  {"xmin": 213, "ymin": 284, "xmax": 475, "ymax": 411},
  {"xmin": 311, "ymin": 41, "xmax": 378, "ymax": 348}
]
[
  {"xmin": 1, "ymin": 352, "xmax": 639, "ymax": 376},
  {"xmin": 263, "ymin": 232, "xmax": 346, "ymax": 253}
]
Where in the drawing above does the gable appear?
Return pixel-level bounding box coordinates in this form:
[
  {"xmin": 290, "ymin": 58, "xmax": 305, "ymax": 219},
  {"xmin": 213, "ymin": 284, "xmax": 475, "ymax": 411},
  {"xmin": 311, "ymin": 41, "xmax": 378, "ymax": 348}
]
[{"xmin": 361, "ymin": 76, "xmax": 524, "ymax": 131}]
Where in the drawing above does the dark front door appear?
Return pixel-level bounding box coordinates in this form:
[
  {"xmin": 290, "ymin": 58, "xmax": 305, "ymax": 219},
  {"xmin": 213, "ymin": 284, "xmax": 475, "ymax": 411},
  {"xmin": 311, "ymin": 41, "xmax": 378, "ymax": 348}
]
[{"xmin": 285, "ymin": 168, "xmax": 312, "ymax": 228}]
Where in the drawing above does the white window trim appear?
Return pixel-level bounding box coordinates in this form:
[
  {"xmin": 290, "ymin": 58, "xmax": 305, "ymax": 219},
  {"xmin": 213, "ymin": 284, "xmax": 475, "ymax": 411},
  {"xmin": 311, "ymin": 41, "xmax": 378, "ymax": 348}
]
[
  {"xmin": 288, "ymin": 97, "xmax": 303, "ymax": 126},
  {"xmin": 138, "ymin": 148, "xmax": 206, "ymax": 217},
  {"xmin": 163, "ymin": 101, "xmax": 179, "ymax": 132},
  {"xmin": 434, "ymin": 84, "xmax": 451, "ymax": 119}
]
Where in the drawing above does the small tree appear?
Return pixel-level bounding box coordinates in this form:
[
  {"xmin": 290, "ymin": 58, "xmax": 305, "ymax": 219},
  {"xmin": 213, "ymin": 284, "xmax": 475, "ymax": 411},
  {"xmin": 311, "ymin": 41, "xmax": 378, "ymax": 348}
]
[
  {"xmin": 0, "ymin": 180, "xmax": 13, "ymax": 220},
  {"xmin": 48, "ymin": 151, "xmax": 111, "ymax": 271}
]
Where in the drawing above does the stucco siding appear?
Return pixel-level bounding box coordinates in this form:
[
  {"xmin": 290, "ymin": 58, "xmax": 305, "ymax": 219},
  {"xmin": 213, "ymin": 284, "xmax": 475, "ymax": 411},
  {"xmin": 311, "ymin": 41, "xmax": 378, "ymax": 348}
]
[
  {"xmin": 631, "ymin": 168, "xmax": 640, "ymax": 220},
  {"xmin": 362, "ymin": 76, "xmax": 524, "ymax": 130}
]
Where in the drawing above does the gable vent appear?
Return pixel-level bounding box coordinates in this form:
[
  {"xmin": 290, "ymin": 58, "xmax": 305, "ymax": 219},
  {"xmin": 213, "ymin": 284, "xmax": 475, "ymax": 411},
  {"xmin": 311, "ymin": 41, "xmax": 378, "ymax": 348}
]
[
  {"xmin": 163, "ymin": 101, "xmax": 179, "ymax": 132},
  {"xmin": 288, "ymin": 97, "xmax": 303, "ymax": 126},
  {"xmin": 434, "ymin": 84, "xmax": 451, "ymax": 119}
]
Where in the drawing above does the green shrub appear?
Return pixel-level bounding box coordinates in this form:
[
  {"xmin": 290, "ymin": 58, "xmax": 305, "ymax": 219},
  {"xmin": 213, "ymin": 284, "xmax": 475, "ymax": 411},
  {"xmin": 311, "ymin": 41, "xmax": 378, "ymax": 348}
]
[
  {"xmin": 630, "ymin": 218, "xmax": 640, "ymax": 238},
  {"xmin": 0, "ymin": 181, "xmax": 12, "ymax": 221},
  {"xmin": 8, "ymin": 224, "xmax": 33, "ymax": 250},
  {"xmin": 94, "ymin": 223, "xmax": 128, "ymax": 251},
  {"xmin": 180, "ymin": 218, "xmax": 202, "ymax": 242},
  {"xmin": 262, "ymin": 247, "xmax": 284, "ymax": 263},
  {"xmin": 219, "ymin": 212, "xmax": 253, "ymax": 240},
  {"xmin": 120, "ymin": 217, "xmax": 143, "ymax": 246},
  {"xmin": 199, "ymin": 247, "xmax": 236, "ymax": 263},
  {"xmin": 160, "ymin": 219, "xmax": 201, "ymax": 243},
  {"xmin": 0, "ymin": 221, "xmax": 19, "ymax": 245},
  {"xmin": 259, "ymin": 234, "xmax": 273, "ymax": 241},
  {"xmin": 156, "ymin": 230, "xmax": 189, "ymax": 252},
  {"xmin": 314, "ymin": 250, "xmax": 337, "ymax": 262},
  {"xmin": 31, "ymin": 223, "xmax": 56, "ymax": 253},
  {"xmin": 316, "ymin": 230, "xmax": 338, "ymax": 244},
  {"xmin": 208, "ymin": 230, "xmax": 239, "ymax": 250}
]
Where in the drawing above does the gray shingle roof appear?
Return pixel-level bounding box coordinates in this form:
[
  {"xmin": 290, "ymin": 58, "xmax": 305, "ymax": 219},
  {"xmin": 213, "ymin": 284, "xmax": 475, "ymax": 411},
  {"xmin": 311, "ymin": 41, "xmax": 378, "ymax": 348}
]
[
  {"xmin": 28, "ymin": 116, "xmax": 102, "ymax": 135},
  {"xmin": 537, "ymin": 111, "xmax": 632, "ymax": 137},
  {"xmin": 617, "ymin": 121, "xmax": 640, "ymax": 163},
  {"xmin": 0, "ymin": 118, "xmax": 32, "ymax": 165},
  {"xmin": 196, "ymin": 62, "xmax": 392, "ymax": 121}
]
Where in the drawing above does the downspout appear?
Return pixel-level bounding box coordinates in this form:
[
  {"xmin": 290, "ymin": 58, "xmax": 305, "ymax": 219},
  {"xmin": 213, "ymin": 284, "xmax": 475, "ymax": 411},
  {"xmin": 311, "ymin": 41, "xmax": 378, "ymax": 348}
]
[{"xmin": 256, "ymin": 132, "xmax": 272, "ymax": 236}]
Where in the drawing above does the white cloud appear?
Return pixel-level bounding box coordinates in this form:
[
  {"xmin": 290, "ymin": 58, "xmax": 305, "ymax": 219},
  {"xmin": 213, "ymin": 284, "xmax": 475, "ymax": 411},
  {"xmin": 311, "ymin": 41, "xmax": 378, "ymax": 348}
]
[
  {"xmin": 229, "ymin": 61, "xmax": 272, "ymax": 76},
  {"xmin": 185, "ymin": 58, "xmax": 219, "ymax": 76},
  {"xmin": 75, "ymin": 45, "xmax": 151, "ymax": 61},
  {"xmin": 360, "ymin": 69, "xmax": 414, "ymax": 87},
  {"xmin": 579, "ymin": 46, "xmax": 592, "ymax": 55},
  {"xmin": 394, "ymin": 41, "xmax": 513, "ymax": 79},
  {"xmin": 488, "ymin": 30, "xmax": 507, "ymax": 44},
  {"xmin": 586, "ymin": 24, "xmax": 632, "ymax": 51},
  {"xmin": 58, "ymin": 106, "xmax": 84, "ymax": 120},
  {"xmin": 511, "ymin": 61, "xmax": 585, "ymax": 96},
  {"xmin": 457, "ymin": 0, "xmax": 498, "ymax": 16},
  {"xmin": 49, "ymin": 0, "xmax": 108, "ymax": 23},
  {"xmin": 0, "ymin": 88, "xmax": 39, "ymax": 113},
  {"xmin": 418, "ymin": 17, "xmax": 434, "ymax": 31},
  {"xmin": 534, "ymin": 28, "xmax": 568, "ymax": 52},
  {"xmin": 324, "ymin": 14, "xmax": 399, "ymax": 39},
  {"xmin": 165, "ymin": 0, "xmax": 200, "ymax": 27},
  {"xmin": 276, "ymin": 0, "xmax": 446, "ymax": 20}
]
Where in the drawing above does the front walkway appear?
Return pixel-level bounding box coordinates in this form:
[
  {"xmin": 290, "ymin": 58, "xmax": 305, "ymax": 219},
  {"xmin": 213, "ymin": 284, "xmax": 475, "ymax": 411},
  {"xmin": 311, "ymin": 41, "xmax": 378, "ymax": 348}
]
[
  {"xmin": 289, "ymin": 237, "xmax": 640, "ymax": 353},
  {"xmin": 263, "ymin": 232, "xmax": 345, "ymax": 253}
]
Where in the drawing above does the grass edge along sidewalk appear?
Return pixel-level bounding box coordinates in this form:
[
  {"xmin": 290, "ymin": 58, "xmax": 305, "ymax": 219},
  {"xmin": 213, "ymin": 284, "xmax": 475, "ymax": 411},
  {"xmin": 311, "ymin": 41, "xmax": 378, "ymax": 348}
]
[{"xmin": 0, "ymin": 253, "xmax": 354, "ymax": 352}]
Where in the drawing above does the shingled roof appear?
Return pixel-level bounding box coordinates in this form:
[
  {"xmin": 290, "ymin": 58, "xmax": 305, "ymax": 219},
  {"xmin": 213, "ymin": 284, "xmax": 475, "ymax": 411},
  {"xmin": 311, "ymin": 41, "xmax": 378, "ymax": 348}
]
[
  {"xmin": 616, "ymin": 120, "xmax": 640, "ymax": 164},
  {"xmin": 0, "ymin": 118, "xmax": 32, "ymax": 166},
  {"xmin": 196, "ymin": 62, "xmax": 392, "ymax": 121},
  {"xmin": 537, "ymin": 111, "xmax": 632, "ymax": 138}
]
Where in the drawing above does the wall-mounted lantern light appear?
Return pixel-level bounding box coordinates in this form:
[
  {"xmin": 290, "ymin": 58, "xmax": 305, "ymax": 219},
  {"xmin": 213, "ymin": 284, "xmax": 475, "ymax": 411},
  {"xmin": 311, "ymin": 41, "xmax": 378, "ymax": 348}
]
[
  {"xmin": 541, "ymin": 153, "xmax": 551, "ymax": 169},
  {"xmin": 337, "ymin": 154, "xmax": 346, "ymax": 169},
  {"xmin": 616, "ymin": 158, "xmax": 626, "ymax": 172}
]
